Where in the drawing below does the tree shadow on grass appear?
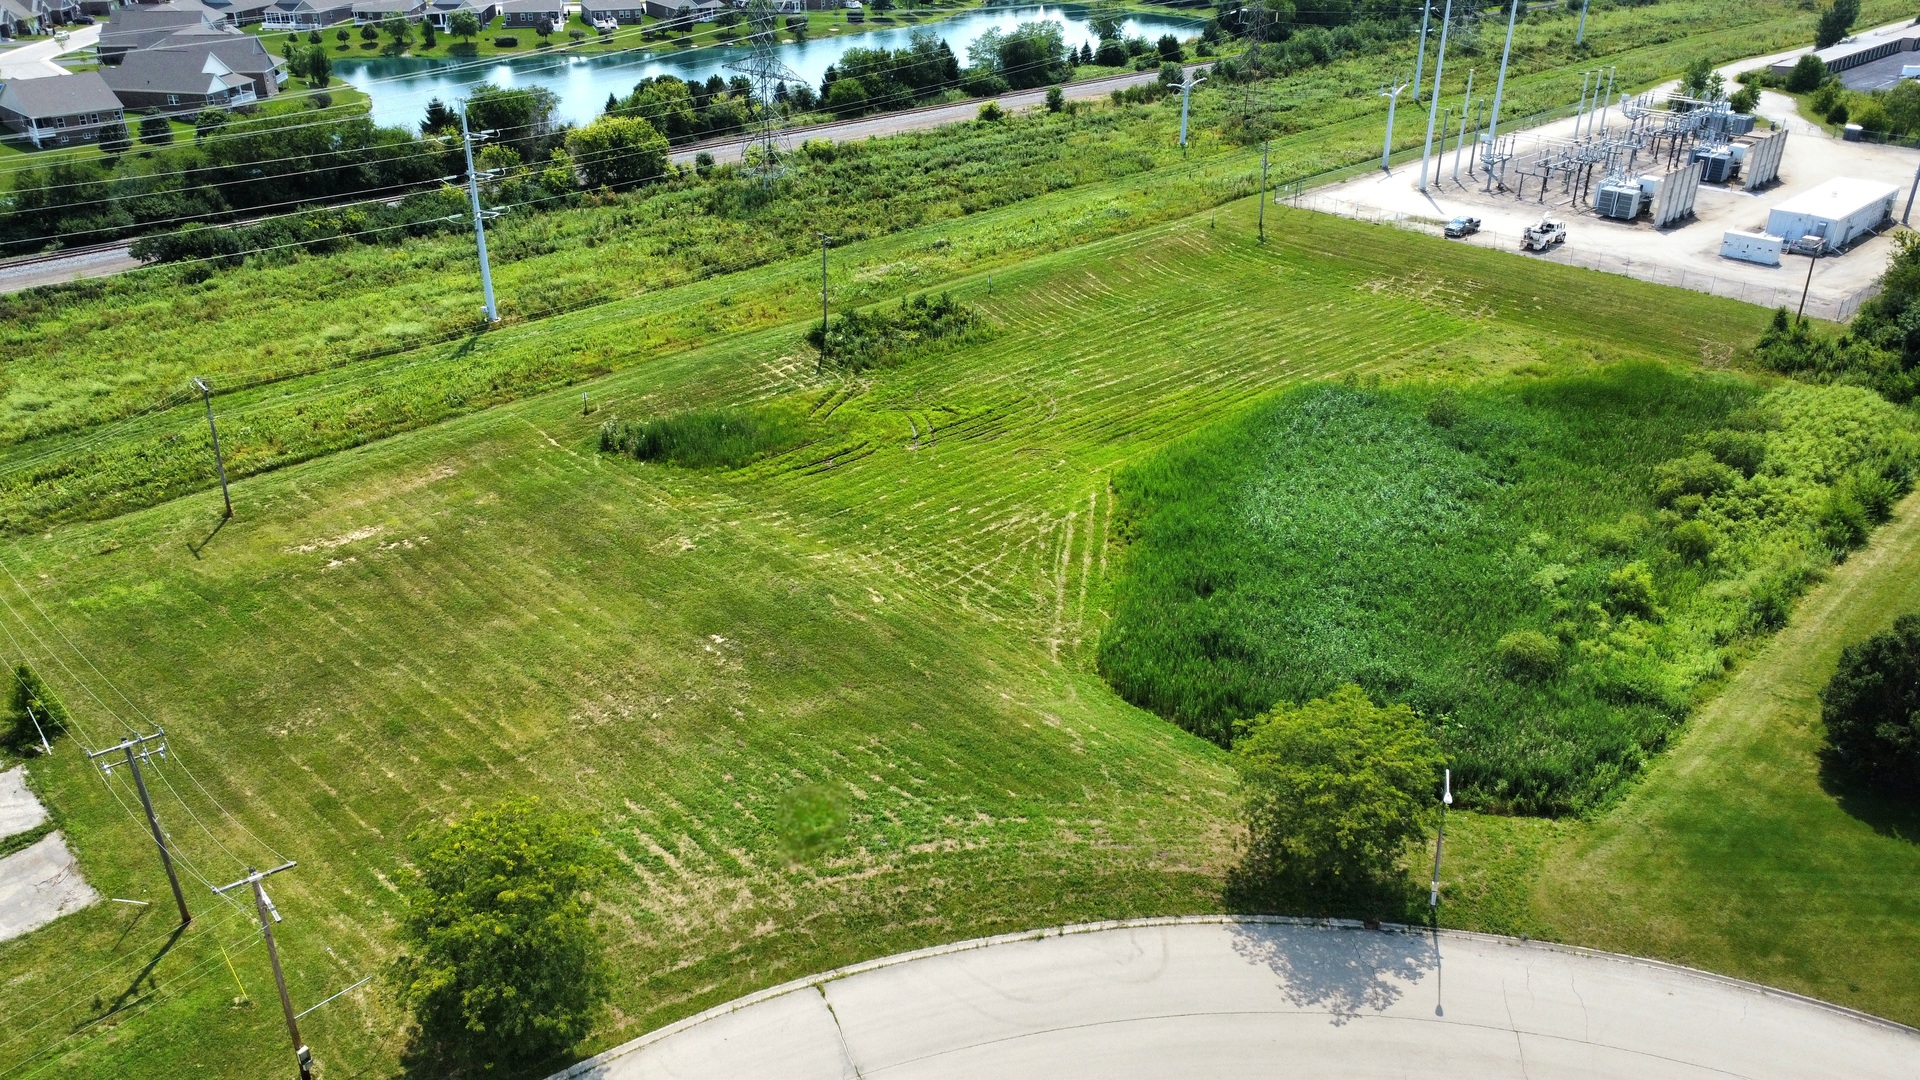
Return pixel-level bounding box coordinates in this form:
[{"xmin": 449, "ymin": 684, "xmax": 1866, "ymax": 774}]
[{"xmin": 1818, "ymin": 749, "xmax": 1920, "ymax": 844}]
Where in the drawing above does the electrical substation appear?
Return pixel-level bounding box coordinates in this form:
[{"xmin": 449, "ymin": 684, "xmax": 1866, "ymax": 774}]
[{"xmin": 1308, "ymin": 54, "xmax": 1920, "ymax": 319}]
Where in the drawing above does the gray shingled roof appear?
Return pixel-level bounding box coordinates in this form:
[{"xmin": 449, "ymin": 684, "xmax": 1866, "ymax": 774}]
[
  {"xmin": 100, "ymin": 48, "xmax": 251, "ymax": 94},
  {"xmin": 0, "ymin": 72, "xmax": 124, "ymax": 118},
  {"xmin": 152, "ymin": 28, "xmax": 281, "ymax": 75},
  {"xmin": 351, "ymin": 0, "xmax": 422, "ymax": 11},
  {"xmin": 500, "ymin": 0, "xmax": 560, "ymax": 12}
]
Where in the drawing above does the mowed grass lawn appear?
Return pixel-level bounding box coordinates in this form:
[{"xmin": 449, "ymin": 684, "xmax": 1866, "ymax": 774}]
[{"xmin": 0, "ymin": 197, "xmax": 1874, "ymax": 1080}]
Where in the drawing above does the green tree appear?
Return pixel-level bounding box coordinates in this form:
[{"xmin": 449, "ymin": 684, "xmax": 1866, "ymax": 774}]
[
  {"xmin": 824, "ymin": 74, "xmax": 869, "ymax": 116},
  {"xmin": 98, "ymin": 119, "xmax": 132, "ymax": 155},
  {"xmin": 335, "ymin": 26, "xmax": 349, "ymax": 42},
  {"xmin": 1815, "ymin": 0, "xmax": 1859, "ymax": 49},
  {"xmin": 449, "ymin": 8, "xmax": 481, "ymax": 42},
  {"xmin": 1045, "ymin": 84, "xmax": 1063, "ymax": 112},
  {"xmin": 306, "ymin": 44, "xmax": 331, "ymax": 85},
  {"xmin": 1822, "ymin": 613, "xmax": 1920, "ymax": 795},
  {"xmin": 1232, "ymin": 685, "xmax": 1441, "ymax": 898},
  {"xmin": 1786, "ymin": 53, "xmax": 1826, "ymax": 93},
  {"xmin": 422, "ymin": 16, "xmax": 438, "ymax": 47},
  {"xmin": 390, "ymin": 799, "xmax": 611, "ymax": 1073},
  {"xmin": 138, "ymin": 114, "xmax": 174, "ymax": 146},
  {"xmin": 382, "ymin": 13, "xmax": 414, "ymax": 54},
  {"xmin": 786, "ymin": 14, "xmax": 807, "ymax": 41},
  {"xmin": 361, "ymin": 20, "xmax": 380, "ymax": 41},
  {"xmin": 420, "ymin": 96, "xmax": 458, "ymax": 134},
  {"xmin": 564, "ymin": 114, "xmax": 669, "ymax": 188}
]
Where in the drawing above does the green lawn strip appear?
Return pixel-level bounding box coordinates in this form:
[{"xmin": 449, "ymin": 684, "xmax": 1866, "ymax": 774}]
[
  {"xmin": 0, "ymin": 198, "xmax": 1765, "ymax": 1078},
  {"xmin": 1525, "ymin": 489, "xmax": 1920, "ymax": 1027},
  {"xmin": 0, "ymin": 0, "xmax": 1859, "ymax": 458}
]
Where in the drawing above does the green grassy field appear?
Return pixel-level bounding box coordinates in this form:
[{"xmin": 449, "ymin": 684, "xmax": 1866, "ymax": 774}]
[
  {"xmin": 0, "ymin": 197, "xmax": 1786, "ymax": 1078},
  {"xmin": 0, "ymin": 0, "xmax": 1880, "ymax": 522}
]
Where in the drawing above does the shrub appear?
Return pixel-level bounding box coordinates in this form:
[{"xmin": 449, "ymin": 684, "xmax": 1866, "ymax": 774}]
[
  {"xmin": 1233, "ymin": 685, "xmax": 1441, "ymax": 898},
  {"xmin": 1816, "ymin": 484, "xmax": 1871, "ymax": 550},
  {"xmin": 390, "ymin": 799, "xmax": 610, "ymax": 1073},
  {"xmin": 1157, "ymin": 33, "xmax": 1183, "ymax": 61},
  {"xmin": 335, "ymin": 27, "xmax": 349, "ymax": 41},
  {"xmin": 806, "ymin": 292, "xmax": 977, "ymax": 372},
  {"xmin": 5, "ymin": 665, "xmax": 69, "ymax": 753},
  {"xmin": 494, "ymin": 34, "xmax": 519, "ymax": 46},
  {"xmin": 599, "ymin": 405, "xmax": 809, "ymax": 469},
  {"xmin": 1045, "ymin": 85, "xmax": 1063, "ymax": 112},
  {"xmin": 1785, "ymin": 53, "xmax": 1826, "ymax": 93},
  {"xmin": 1606, "ymin": 561, "xmax": 1659, "ymax": 619},
  {"xmin": 98, "ymin": 121, "xmax": 132, "ymax": 155},
  {"xmin": 1730, "ymin": 85, "xmax": 1759, "ymax": 113},
  {"xmin": 1821, "ymin": 613, "xmax": 1920, "ymax": 794},
  {"xmin": 1495, "ymin": 630, "xmax": 1560, "ymax": 679},
  {"xmin": 976, "ymin": 100, "xmax": 1004, "ymax": 122},
  {"xmin": 1826, "ymin": 101, "xmax": 1849, "ymax": 126},
  {"xmin": 1094, "ymin": 38, "xmax": 1127, "ymax": 66},
  {"xmin": 1653, "ymin": 451, "xmax": 1735, "ymax": 505},
  {"xmin": 361, "ymin": 21, "xmax": 379, "ymax": 40},
  {"xmin": 1670, "ymin": 519, "xmax": 1716, "ymax": 563}
]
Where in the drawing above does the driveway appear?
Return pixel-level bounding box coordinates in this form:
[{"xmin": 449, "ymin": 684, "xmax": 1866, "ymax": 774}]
[
  {"xmin": 551, "ymin": 917, "xmax": 1919, "ymax": 1080},
  {"xmin": 0, "ymin": 23, "xmax": 101, "ymax": 80}
]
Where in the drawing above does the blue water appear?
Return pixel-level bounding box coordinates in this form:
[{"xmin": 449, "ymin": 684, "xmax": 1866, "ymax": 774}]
[{"xmin": 335, "ymin": 4, "xmax": 1199, "ymax": 130}]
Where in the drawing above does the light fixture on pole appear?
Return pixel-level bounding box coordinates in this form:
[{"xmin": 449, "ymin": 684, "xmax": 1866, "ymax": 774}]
[
  {"xmin": 1380, "ymin": 78, "xmax": 1412, "ymax": 171},
  {"xmin": 1429, "ymin": 768, "xmax": 1452, "ymax": 910},
  {"xmin": 1176, "ymin": 70, "xmax": 1207, "ymax": 148}
]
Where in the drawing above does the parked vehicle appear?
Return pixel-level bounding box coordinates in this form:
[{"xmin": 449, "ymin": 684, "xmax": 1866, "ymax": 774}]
[
  {"xmin": 1444, "ymin": 215, "xmax": 1481, "ymax": 238},
  {"xmin": 1521, "ymin": 218, "xmax": 1567, "ymax": 252}
]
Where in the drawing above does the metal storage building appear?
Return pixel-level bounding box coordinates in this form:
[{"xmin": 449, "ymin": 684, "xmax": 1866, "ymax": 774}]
[
  {"xmin": 1721, "ymin": 230, "xmax": 1783, "ymax": 267},
  {"xmin": 1764, "ymin": 177, "xmax": 1898, "ymax": 250}
]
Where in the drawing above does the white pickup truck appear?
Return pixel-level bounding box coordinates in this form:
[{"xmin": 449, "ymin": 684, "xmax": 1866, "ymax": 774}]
[{"xmin": 1521, "ymin": 218, "xmax": 1567, "ymax": 252}]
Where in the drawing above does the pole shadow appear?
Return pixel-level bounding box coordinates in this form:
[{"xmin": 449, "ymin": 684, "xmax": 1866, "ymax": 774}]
[
  {"xmin": 81, "ymin": 922, "xmax": 187, "ymax": 1029},
  {"xmin": 186, "ymin": 514, "xmax": 229, "ymax": 560}
]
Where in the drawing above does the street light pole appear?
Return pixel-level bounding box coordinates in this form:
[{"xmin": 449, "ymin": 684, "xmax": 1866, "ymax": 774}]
[
  {"xmin": 1380, "ymin": 79, "xmax": 1411, "ymax": 171},
  {"xmin": 1429, "ymin": 768, "xmax": 1452, "ymax": 910},
  {"xmin": 1177, "ymin": 72, "xmax": 1207, "ymax": 148},
  {"xmin": 460, "ymin": 106, "xmax": 498, "ymax": 324}
]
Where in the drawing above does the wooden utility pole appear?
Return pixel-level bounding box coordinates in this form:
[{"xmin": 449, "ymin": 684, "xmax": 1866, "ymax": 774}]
[
  {"xmin": 216, "ymin": 862, "xmax": 310, "ymax": 1080},
  {"xmin": 88, "ymin": 731, "xmax": 190, "ymax": 925},
  {"xmin": 193, "ymin": 378, "xmax": 232, "ymax": 519}
]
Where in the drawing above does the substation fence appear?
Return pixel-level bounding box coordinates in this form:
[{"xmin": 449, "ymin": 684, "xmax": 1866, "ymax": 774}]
[{"xmin": 1280, "ymin": 190, "xmax": 1883, "ymax": 324}]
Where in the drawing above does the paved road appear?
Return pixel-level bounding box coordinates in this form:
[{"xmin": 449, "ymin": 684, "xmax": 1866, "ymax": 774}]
[
  {"xmin": 0, "ymin": 24, "xmax": 101, "ymax": 80},
  {"xmin": 0, "ymin": 64, "xmax": 1194, "ymax": 296},
  {"xmin": 551, "ymin": 917, "xmax": 1920, "ymax": 1080}
]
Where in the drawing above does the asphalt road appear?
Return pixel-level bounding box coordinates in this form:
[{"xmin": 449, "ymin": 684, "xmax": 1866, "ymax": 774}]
[
  {"xmin": 0, "ymin": 63, "xmax": 1196, "ymax": 296},
  {"xmin": 550, "ymin": 918, "xmax": 1920, "ymax": 1080}
]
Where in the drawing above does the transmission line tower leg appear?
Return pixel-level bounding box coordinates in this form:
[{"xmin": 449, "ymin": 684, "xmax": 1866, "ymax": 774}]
[
  {"xmin": 1417, "ymin": 0, "xmax": 1453, "ymax": 192},
  {"xmin": 1484, "ymin": 0, "xmax": 1519, "ymax": 192},
  {"xmin": 1258, "ymin": 141, "xmax": 1269, "ymax": 243},
  {"xmin": 460, "ymin": 109, "xmax": 498, "ymax": 324}
]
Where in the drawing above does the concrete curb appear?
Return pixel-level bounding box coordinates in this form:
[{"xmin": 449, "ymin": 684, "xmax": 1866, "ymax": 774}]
[{"xmin": 550, "ymin": 914, "xmax": 1918, "ymax": 1078}]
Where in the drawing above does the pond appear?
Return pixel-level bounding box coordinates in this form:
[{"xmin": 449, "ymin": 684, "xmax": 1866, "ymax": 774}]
[{"xmin": 334, "ymin": 4, "xmax": 1201, "ymax": 131}]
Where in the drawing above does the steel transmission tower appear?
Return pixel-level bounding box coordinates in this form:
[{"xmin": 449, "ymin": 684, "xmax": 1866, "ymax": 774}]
[{"xmin": 727, "ymin": 0, "xmax": 802, "ymax": 187}]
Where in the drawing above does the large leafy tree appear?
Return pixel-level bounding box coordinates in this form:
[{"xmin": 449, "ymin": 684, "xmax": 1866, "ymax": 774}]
[
  {"xmin": 1823, "ymin": 613, "xmax": 1920, "ymax": 795},
  {"xmin": 390, "ymin": 799, "xmax": 612, "ymax": 1073},
  {"xmin": 1815, "ymin": 0, "xmax": 1860, "ymax": 49},
  {"xmin": 1233, "ymin": 685, "xmax": 1442, "ymax": 898},
  {"xmin": 564, "ymin": 114, "xmax": 668, "ymax": 188}
]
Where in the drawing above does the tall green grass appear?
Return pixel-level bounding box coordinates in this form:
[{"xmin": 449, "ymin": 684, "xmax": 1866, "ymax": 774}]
[
  {"xmin": 599, "ymin": 405, "xmax": 811, "ymax": 468},
  {"xmin": 1098, "ymin": 364, "xmax": 1919, "ymax": 814}
]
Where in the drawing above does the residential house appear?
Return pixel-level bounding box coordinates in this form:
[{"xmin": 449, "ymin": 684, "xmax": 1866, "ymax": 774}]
[
  {"xmin": 35, "ymin": 0, "xmax": 80, "ymax": 26},
  {"xmin": 150, "ymin": 26, "xmax": 284, "ymax": 96},
  {"xmin": 423, "ymin": 0, "xmax": 493, "ymax": 29},
  {"xmin": 260, "ymin": 0, "xmax": 350, "ymax": 28},
  {"xmin": 498, "ymin": 0, "xmax": 557, "ymax": 28},
  {"xmin": 198, "ymin": 0, "xmax": 280, "ymax": 23},
  {"xmin": 0, "ymin": 0, "xmax": 44, "ymax": 37},
  {"xmin": 350, "ymin": 0, "xmax": 423, "ymax": 24},
  {"xmin": 581, "ymin": 1, "xmax": 635, "ymax": 25},
  {"xmin": 100, "ymin": 44, "xmax": 257, "ymax": 110},
  {"xmin": 0, "ymin": 72, "xmax": 126, "ymax": 146},
  {"xmin": 641, "ymin": 0, "xmax": 718, "ymax": 21},
  {"xmin": 98, "ymin": 4, "xmax": 215, "ymax": 60}
]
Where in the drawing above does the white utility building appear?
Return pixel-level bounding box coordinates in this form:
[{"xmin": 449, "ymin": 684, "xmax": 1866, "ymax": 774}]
[
  {"xmin": 1721, "ymin": 229, "xmax": 1784, "ymax": 266},
  {"xmin": 1765, "ymin": 178, "xmax": 1899, "ymax": 251}
]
